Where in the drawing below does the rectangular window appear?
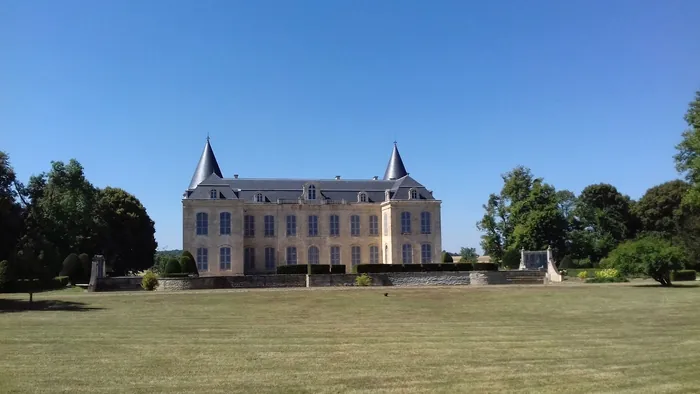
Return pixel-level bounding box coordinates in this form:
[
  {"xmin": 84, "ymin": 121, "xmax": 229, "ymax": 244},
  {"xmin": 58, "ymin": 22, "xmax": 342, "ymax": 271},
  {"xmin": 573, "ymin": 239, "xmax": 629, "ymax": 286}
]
[
  {"xmin": 265, "ymin": 247, "xmax": 276, "ymax": 271},
  {"xmin": 286, "ymin": 215, "xmax": 296, "ymax": 236},
  {"xmin": 401, "ymin": 212, "xmax": 411, "ymax": 234},
  {"xmin": 350, "ymin": 215, "xmax": 360, "ymax": 236},
  {"xmin": 369, "ymin": 215, "xmax": 378, "ymax": 236},
  {"xmin": 351, "ymin": 246, "xmax": 361, "ymax": 266},
  {"xmin": 196, "ymin": 212, "xmax": 208, "ymax": 235},
  {"xmin": 369, "ymin": 245, "xmax": 379, "ymax": 264},
  {"xmin": 383, "ymin": 213, "xmax": 388, "ymax": 236},
  {"xmin": 330, "ymin": 246, "xmax": 341, "ymax": 265},
  {"xmin": 244, "ymin": 247, "xmax": 255, "ymax": 271},
  {"xmin": 244, "ymin": 215, "xmax": 255, "ymax": 237},
  {"xmin": 421, "ymin": 211, "xmax": 431, "ymax": 234},
  {"xmin": 421, "ymin": 244, "xmax": 432, "ymax": 264},
  {"xmin": 264, "ymin": 215, "xmax": 275, "ymax": 237},
  {"xmin": 286, "ymin": 247, "xmax": 297, "ymax": 265},
  {"xmin": 329, "ymin": 214, "xmax": 339, "ymax": 236},
  {"xmin": 219, "ymin": 212, "xmax": 231, "ymax": 235},
  {"xmin": 219, "ymin": 247, "xmax": 231, "ymax": 270},
  {"xmin": 308, "ymin": 215, "xmax": 318, "ymax": 237},
  {"xmin": 196, "ymin": 247, "xmax": 208, "ymax": 271},
  {"xmin": 402, "ymin": 244, "xmax": 413, "ymax": 264}
]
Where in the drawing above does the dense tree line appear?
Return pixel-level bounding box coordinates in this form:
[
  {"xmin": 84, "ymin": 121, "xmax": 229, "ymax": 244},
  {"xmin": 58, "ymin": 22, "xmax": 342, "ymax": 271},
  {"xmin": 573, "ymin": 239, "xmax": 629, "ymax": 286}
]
[
  {"xmin": 0, "ymin": 154, "xmax": 157, "ymax": 288},
  {"xmin": 477, "ymin": 90, "xmax": 700, "ymax": 283}
]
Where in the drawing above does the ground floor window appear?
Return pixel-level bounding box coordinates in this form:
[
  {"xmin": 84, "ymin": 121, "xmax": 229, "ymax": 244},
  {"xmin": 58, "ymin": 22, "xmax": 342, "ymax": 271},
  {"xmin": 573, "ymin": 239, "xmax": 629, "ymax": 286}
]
[
  {"xmin": 196, "ymin": 248, "xmax": 208, "ymax": 271},
  {"xmin": 219, "ymin": 247, "xmax": 231, "ymax": 270}
]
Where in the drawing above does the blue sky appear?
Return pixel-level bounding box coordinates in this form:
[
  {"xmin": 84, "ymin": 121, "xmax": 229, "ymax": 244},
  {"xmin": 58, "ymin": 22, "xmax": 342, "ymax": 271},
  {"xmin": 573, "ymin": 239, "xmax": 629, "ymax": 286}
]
[{"xmin": 1, "ymin": 0, "xmax": 699, "ymax": 253}]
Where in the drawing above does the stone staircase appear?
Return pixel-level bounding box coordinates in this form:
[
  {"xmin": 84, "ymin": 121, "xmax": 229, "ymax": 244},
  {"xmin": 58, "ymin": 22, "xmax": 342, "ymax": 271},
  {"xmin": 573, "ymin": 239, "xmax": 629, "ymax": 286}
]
[{"xmin": 502, "ymin": 270, "xmax": 547, "ymax": 284}]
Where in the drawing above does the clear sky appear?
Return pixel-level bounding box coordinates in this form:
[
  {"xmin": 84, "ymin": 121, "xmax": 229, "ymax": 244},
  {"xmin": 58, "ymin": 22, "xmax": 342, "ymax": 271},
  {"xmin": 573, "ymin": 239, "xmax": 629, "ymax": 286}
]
[{"xmin": 1, "ymin": 0, "xmax": 699, "ymax": 253}]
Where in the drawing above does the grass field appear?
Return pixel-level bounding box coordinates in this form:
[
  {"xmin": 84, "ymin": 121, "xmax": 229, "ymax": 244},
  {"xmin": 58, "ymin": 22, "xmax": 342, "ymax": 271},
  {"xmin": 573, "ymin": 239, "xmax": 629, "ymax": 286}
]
[{"xmin": 2, "ymin": 284, "xmax": 700, "ymax": 393}]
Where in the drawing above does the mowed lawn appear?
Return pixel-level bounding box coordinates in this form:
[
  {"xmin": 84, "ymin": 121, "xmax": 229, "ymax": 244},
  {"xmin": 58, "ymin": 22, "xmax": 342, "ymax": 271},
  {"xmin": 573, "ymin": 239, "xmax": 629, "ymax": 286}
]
[{"xmin": 2, "ymin": 284, "xmax": 700, "ymax": 393}]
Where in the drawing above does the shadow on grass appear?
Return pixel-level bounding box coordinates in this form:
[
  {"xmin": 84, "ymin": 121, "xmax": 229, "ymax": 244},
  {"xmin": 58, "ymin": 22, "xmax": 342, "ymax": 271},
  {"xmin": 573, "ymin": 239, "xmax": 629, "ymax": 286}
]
[
  {"xmin": 0, "ymin": 299, "xmax": 103, "ymax": 313},
  {"xmin": 630, "ymin": 283, "xmax": 700, "ymax": 289}
]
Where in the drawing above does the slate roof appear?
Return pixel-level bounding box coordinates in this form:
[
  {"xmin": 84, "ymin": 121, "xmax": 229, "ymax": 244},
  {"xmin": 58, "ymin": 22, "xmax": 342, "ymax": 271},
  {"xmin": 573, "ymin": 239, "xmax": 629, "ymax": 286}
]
[
  {"xmin": 383, "ymin": 143, "xmax": 408, "ymax": 180},
  {"xmin": 185, "ymin": 140, "xmax": 435, "ymax": 202},
  {"xmin": 188, "ymin": 138, "xmax": 223, "ymax": 190}
]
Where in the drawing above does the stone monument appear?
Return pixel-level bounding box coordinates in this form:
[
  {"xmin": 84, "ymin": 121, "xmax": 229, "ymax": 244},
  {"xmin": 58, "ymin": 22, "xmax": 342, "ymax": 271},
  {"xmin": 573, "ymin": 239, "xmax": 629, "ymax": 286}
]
[
  {"xmin": 87, "ymin": 255, "xmax": 105, "ymax": 292},
  {"xmin": 519, "ymin": 247, "xmax": 550, "ymax": 271}
]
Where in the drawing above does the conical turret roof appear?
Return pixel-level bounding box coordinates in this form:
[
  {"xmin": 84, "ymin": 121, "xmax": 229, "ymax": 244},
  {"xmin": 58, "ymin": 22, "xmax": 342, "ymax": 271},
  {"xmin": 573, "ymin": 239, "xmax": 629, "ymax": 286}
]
[
  {"xmin": 188, "ymin": 137, "xmax": 223, "ymax": 189},
  {"xmin": 383, "ymin": 142, "xmax": 408, "ymax": 180}
]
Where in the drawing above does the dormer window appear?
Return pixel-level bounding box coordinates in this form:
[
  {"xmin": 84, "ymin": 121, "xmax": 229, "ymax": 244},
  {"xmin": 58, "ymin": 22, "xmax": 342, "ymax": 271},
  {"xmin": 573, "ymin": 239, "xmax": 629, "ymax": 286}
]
[
  {"xmin": 308, "ymin": 185, "xmax": 316, "ymax": 200},
  {"xmin": 409, "ymin": 188, "xmax": 418, "ymax": 200},
  {"xmin": 358, "ymin": 192, "xmax": 367, "ymax": 203},
  {"xmin": 255, "ymin": 193, "xmax": 264, "ymax": 203},
  {"xmin": 209, "ymin": 189, "xmax": 217, "ymax": 199}
]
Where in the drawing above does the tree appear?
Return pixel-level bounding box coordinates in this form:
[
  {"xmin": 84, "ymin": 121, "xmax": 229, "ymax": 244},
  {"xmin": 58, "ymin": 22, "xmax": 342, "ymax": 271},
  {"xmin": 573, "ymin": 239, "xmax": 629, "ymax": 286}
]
[
  {"xmin": 674, "ymin": 90, "xmax": 700, "ymax": 197},
  {"xmin": 94, "ymin": 187, "xmax": 157, "ymax": 276},
  {"xmin": 477, "ymin": 166, "xmax": 567, "ymax": 266},
  {"xmin": 459, "ymin": 247, "xmax": 478, "ymax": 263},
  {"xmin": 78, "ymin": 253, "xmax": 91, "ymax": 281},
  {"xmin": 569, "ymin": 183, "xmax": 637, "ymax": 265},
  {"xmin": 180, "ymin": 255, "xmax": 198, "ymax": 275},
  {"xmin": 0, "ymin": 152, "xmax": 24, "ymax": 263},
  {"xmin": 603, "ymin": 237, "xmax": 685, "ymax": 286},
  {"xmin": 634, "ymin": 180, "xmax": 689, "ymax": 237}
]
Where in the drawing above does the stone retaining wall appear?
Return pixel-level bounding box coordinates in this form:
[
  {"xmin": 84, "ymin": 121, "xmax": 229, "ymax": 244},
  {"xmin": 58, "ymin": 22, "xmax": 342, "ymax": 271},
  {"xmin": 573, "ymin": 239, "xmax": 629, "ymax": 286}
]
[{"xmin": 93, "ymin": 270, "xmax": 546, "ymax": 292}]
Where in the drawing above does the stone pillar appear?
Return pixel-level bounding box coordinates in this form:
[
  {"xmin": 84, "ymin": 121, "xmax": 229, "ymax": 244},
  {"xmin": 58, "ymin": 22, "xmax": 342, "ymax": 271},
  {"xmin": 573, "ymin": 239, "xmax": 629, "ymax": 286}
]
[
  {"xmin": 519, "ymin": 248, "xmax": 526, "ymax": 270},
  {"xmin": 546, "ymin": 246, "xmax": 553, "ymax": 263},
  {"xmin": 88, "ymin": 255, "xmax": 105, "ymax": 292}
]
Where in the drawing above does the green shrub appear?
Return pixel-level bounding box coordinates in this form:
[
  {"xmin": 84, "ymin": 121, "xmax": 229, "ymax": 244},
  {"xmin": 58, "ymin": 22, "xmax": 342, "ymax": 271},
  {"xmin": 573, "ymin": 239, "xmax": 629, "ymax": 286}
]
[
  {"xmin": 164, "ymin": 258, "xmax": 182, "ymax": 275},
  {"xmin": 78, "ymin": 253, "xmax": 91, "ymax": 281},
  {"xmin": 0, "ymin": 260, "xmax": 12, "ymax": 292},
  {"xmin": 421, "ymin": 264, "xmax": 442, "ymax": 272},
  {"xmin": 355, "ymin": 273, "xmax": 373, "ymax": 286},
  {"xmin": 595, "ymin": 268, "xmax": 623, "ymax": 280},
  {"xmin": 330, "ymin": 265, "xmax": 346, "ymax": 274},
  {"xmin": 577, "ymin": 271, "xmax": 589, "ymax": 279},
  {"xmin": 473, "ymin": 262, "xmax": 498, "ymax": 271},
  {"xmin": 356, "ymin": 264, "xmax": 392, "ymax": 273},
  {"xmin": 276, "ymin": 265, "xmax": 308, "ymax": 275},
  {"xmin": 585, "ymin": 276, "xmax": 628, "ymax": 283},
  {"xmin": 454, "ymin": 263, "xmax": 473, "ymax": 271},
  {"xmin": 142, "ymin": 270, "xmax": 159, "ymax": 290},
  {"xmin": 179, "ymin": 255, "xmax": 198, "ymax": 275},
  {"xmin": 671, "ymin": 270, "xmax": 696, "ymax": 281},
  {"xmin": 161, "ymin": 273, "xmax": 190, "ymax": 278},
  {"xmin": 60, "ymin": 253, "xmax": 81, "ymax": 284},
  {"xmin": 54, "ymin": 276, "xmax": 70, "ymax": 288},
  {"xmin": 440, "ymin": 264, "xmax": 456, "ymax": 271},
  {"xmin": 182, "ymin": 250, "xmax": 195, "ymax": 263},
  {"xmin": 402, "ymin": 264, "xmax": 423, "ymax": 272},
  {"xmin": 441, "ymin": 252, "xmax": 453, "ymax": 263},
  {"xmin": 604, "ymin": 236, "xmax": 684, "ymax": 286}
]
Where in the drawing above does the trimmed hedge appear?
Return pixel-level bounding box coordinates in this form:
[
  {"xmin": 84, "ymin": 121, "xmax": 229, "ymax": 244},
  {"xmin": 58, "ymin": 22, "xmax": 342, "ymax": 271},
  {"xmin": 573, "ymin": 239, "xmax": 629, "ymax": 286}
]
[
  {"xmin": 277, "ymin": 265, "xmax": 308, "ymax": 275},
  {"xmin": 4, "ymin": 276, "xmax": 70, "ymax": 293},
  {"xmin": 440, "ymin": 263, "xmax": 456, "ymax": 271},
  {"xmin": 309, "ymin": 264, "xmax": 331, "ymax": 275},
  {"xmin": 671, "ymin": 270, "xmax": 697, "ymax": 282},
  {"xmin": 354, "ymin": 263, "xmax": 476, "ymax": 274},
  {"xmin": 441, "ymin": 252, "xmax": 453, "ymax": 263},
  {"xmin": 164, "ymin": 258, "xmax": 181, "ymax": 275},
  {"xmin": 179, "ymin": 255, "xmax": 198, "ymax": 275},
  {"xmin": 454, "ymin": 263, "xmax": 473, "ymax": 271},
  {"xmin": 161, "ymin": 272, "xmax": 190, "ymax": 278},
  {"xmin": 472, "ymin": 263, "xmax": 499, "ymax": 271},
  {"xmin": 330, "ymin": 265, "xmax": 346, "ymax": 274}
]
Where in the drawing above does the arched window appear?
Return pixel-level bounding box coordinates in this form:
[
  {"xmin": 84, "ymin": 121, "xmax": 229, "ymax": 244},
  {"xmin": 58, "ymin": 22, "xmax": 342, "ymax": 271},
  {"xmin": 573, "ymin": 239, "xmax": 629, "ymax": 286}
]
[
  {"xmin": 255, "ymin": 193, "xmax": 264, "ymax": 203},
  {"xmin": 308, "ymin": 246, "xmax": 319, "ymax": 265},
  {"xmin": 351, "ymin": 246, "xmax": 361, "ymax": 266},
  {"xmin": 358, "ymin": 192, "xmax": 367, "ymax": 203},
  {"xmin": 402, "ymin": 244, "xmax": 413, "ymax": 264},
  {"xmin": 330, "ymin": 246, "xmax": 341, "ymax": 265},
  {"xmin": 219, "ymin": 247, "xmax": 231, "ymax": 270},
  {"xmin": 308, "ymin": 185, "xmax": 316, "ymax": 200},
  {"xmin": 369, "ymin": 245, "xmax": 379, "ymax": 264},
  {"xmin": 196, "ymin": 212, "xmax": 208, "ymax": 235},
  {"xmin": 421, "ymin": 244, "xmax": 432, "ymax": 264},
  {"xmin": 209, "ymin": 189, "xmax": 218, "ymax": 199},
  {"xmin": 286, "ymin": 246, "xmax": 297, "ymax": 265},
  {"xmin": 409, "ymin": 188, "xmax": 418, "ymax": 200}
]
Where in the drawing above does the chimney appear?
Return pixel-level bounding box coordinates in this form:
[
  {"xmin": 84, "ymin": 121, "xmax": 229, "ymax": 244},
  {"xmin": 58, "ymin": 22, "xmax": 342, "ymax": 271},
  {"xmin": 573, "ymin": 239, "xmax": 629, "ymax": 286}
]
[
  {"xmin": 335, "ymin": 175, "xmax": 341, "ymax": 180},
  {"xmin": 234, "ymin": 174, "xmax": 239, "ymax": 179},
  {"xmin": 372, "ymin": 176, "xmax": 378, "ymax": 180}
]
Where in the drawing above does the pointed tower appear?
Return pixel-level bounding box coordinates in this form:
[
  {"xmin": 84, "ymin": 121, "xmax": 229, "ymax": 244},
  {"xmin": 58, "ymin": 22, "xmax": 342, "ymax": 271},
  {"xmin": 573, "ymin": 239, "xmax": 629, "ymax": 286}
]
[
  {"xmin": 383, "ymin": 142, "xmax": 408, "ymax": 180},
  {"xmin": 188, "ymin": 137, "xmax": 223, "ymax": 189}
]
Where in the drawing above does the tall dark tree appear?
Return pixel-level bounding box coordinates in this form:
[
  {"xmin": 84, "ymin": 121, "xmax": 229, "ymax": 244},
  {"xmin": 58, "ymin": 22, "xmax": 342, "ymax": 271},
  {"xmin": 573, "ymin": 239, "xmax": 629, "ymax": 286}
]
[
  {"xmin": 634, "ymin": 180, "xmax": 689, "ymax": 237},
  {"xmin": 0, "ymin": 152, "xmax": 24, "ymax": 263},
  {"xmin": 569, "ymin": 183, "xmax": 637, "ymax": 265},
  {"xmin": 95, "ymin": 187, "xmax": 157, "ymax": 276}
]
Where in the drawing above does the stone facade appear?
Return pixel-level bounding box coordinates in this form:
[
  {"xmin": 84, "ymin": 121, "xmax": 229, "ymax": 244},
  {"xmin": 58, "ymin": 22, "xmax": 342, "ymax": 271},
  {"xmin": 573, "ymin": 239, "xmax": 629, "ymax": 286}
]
[{"xmin": 182, "ymin": 140, "xmax": 442, "ymax": 276}]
